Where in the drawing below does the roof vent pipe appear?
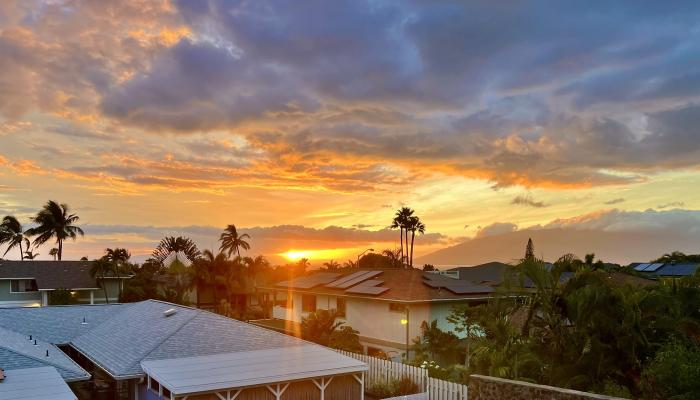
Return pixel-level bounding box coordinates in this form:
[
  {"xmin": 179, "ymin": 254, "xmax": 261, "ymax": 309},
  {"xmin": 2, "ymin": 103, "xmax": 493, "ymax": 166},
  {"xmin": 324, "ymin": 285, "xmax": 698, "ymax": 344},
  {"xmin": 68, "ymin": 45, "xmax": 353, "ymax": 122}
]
[
  {"xmin": 33, "ymin": 340, "xmax": 37, "ymax": 346},
  {"xmin": 81, "ymin": 317, "xmax": 87, "ymax": 325},
  {"xmin": 45, "ymin": 350, "xmax": 49, "ymax": 357},
  {"xmin": 163, "ymin": 308, "xmax": 177, "ymax": 317},
  {"xmin": 29, "ymin": 334, "xmax": 32, "ymax": 341}
]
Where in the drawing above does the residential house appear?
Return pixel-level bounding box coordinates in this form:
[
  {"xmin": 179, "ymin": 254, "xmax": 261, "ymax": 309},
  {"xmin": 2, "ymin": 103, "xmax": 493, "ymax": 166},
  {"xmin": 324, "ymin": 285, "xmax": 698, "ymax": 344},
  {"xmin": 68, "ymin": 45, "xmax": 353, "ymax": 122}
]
[
  {"xmin": 256, "ymin": 268, "xmax": 496, "ymax": 360},
  {"xmin": 0, "ymin": 299, "xmax": 367, "ymax": 400},
  {"xmin": 0, "ymin": 260, "xmax": 128, "ymax": 307},
  {"xmin": 630, "ymin": 262, "xmax": 700, "ymax": 278}
]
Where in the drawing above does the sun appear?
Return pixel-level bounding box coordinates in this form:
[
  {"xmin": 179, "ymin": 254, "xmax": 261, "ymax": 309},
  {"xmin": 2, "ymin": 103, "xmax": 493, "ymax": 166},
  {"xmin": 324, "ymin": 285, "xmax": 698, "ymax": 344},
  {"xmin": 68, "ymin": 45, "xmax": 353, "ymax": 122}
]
[{"xmin": 280, "ymin": 250, "xmax": 312, "ymax": 261}]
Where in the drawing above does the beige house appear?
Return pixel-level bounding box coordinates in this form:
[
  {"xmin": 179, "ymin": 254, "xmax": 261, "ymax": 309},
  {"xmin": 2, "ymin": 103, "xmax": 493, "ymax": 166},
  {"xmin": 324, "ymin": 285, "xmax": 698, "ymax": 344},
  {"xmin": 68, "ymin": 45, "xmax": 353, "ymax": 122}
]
[{"xmin": 256, "ymin": 269, "xmax": 495, "ymax": 359}]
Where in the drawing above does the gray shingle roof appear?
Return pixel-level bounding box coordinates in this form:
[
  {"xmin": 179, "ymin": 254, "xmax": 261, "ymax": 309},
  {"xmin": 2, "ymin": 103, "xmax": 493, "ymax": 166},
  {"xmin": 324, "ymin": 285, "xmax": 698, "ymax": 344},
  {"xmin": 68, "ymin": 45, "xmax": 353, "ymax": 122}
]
[
  {"xmin": 0, "ymin": 300, "xmax": 329, "ymax": 380},
  {"xmin": 0, "ymin": 261, "xmax": 103, "ymax": 290},
  {"xmin": 145, "ymin": 310, "xmax": 304, "ymax": 362},
  {"xmin": 0, "ymin": 304, "xmax": 124, "ymax": 344},
  {"xmin": 0, "ymin": 327, "xmax": 89, "ymax": 381},
  {"xmin": 71, "ymin": 301, "xmax": 199, "ymax": 377}
]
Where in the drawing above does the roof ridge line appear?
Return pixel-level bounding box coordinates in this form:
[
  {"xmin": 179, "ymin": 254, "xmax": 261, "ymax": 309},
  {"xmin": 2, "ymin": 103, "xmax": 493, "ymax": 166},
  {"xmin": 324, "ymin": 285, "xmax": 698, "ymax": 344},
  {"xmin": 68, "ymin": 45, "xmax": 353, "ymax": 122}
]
[{"xmin": 125, "ymin": 303, "xmax": 202, "ymax": 371}]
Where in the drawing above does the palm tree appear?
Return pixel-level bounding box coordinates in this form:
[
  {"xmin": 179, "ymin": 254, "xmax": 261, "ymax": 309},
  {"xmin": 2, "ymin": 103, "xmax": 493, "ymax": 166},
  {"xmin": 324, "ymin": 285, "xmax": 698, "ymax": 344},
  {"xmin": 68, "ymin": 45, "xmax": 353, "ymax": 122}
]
[
  {"xmin": 219, "ymin": 224, "xmax": 251, "ymax": 259},
  {"xmin": 406, "ymin": 216, "xmax": 425, "ymax": 268},
  {"xmin": 90, "ymin": 258, "xmax": 113, "ymax": 303},
  {"xmin": 193, "ymin": 250, "xmax": 229, "ymax": 309},
  {"xmin": 25, "ymin": 201, "xmax": 83, "ymax": 261},
  {"xmin": 323, "ymin": 260, "xmax": 340, "ymax": 271},
  {"xmin": 301, "ymin": 309, "xmax": 345, "ymax": 347},
  {"xmin": 49, "ymin": 248, "xmax": 58, "ymax": 260},
  {"xmin": 152, "ymin": 236, "xmax": 200, "ymax": 264},
  {"xmin": 390, "ymin": 207, "xmax": 414, "ymax": 267},
  {"xmin": 0, "ymin": 216, "xmax": 28, "ymax": 260},
  {"xmin": 24, "ymin": 248, "xmax": 39, "ymax": 260},
  {"xmin": 104, "ymin": 248, "xmax": 131, "ymax": 299}
]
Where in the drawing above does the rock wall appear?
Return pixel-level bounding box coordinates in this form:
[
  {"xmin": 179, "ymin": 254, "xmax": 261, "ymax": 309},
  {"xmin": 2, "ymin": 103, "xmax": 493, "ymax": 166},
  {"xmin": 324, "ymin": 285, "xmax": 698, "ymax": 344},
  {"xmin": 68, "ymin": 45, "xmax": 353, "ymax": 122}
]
[{"xmin": 469, "ymin": 375, "xmax": 627, "ymax": 400}]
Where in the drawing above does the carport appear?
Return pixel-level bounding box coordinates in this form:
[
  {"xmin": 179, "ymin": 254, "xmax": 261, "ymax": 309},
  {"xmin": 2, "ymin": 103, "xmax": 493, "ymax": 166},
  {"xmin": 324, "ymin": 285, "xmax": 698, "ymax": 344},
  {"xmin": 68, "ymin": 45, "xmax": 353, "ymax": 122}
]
[{"xmin": 140, "ymin": 344, "xmax": 367, "ymax": 400}]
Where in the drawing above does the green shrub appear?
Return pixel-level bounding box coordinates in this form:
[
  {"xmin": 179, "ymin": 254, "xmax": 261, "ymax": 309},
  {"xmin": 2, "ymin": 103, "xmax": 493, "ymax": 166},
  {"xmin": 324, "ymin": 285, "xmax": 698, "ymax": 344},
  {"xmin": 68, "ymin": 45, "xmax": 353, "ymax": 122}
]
[{"xmin": 367, "ymin": 376, "xmax": 421, "ymax": 398}]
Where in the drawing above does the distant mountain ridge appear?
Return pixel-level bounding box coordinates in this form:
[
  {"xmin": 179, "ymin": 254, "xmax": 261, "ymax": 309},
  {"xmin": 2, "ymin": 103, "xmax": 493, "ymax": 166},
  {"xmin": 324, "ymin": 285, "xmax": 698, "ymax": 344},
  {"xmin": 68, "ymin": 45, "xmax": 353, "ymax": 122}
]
[{"xmin": 416, "ymin": 227, "xmax": 700, "ymax": 266}]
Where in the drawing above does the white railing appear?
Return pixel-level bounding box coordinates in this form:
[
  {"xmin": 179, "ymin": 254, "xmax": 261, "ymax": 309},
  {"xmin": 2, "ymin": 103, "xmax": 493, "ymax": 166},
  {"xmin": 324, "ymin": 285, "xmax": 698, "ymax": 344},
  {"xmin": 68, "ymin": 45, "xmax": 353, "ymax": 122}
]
[{"xmin": 335, "ymin": 350, "xmax": 468, "ymax": 400}]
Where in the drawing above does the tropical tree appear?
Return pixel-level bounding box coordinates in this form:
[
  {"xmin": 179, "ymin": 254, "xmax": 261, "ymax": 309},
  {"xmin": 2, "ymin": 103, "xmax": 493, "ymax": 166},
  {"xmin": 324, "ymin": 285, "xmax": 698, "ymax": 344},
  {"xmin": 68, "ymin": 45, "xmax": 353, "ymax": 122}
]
[
  {"xmin": 390, "ymin": 207, "xmax": 414, "ymax": 267},
  {"xmin": 0, "ymin": 216, "xmax": 28, "ymax": 260},
  {"xmin": 301, "ymin": 309, "xmax": 345, "ymax": 347},
  {"xmin": 406, "ymin": 216, "xmax": 425, "ymax": 268},
  {"xmin": 49, "ymin": 248, "xmax": 58, "ymax": 260},
  {"xmin": 104, "ymin": 248, "xmax": 131, "ymax": 299},
  {"xmin": 343, "ymin": 259, "xmax": 358, "ymax": 269},
  {"xmin": 524, "ymin": 238, "xmax": 535, "ymax": 261},
  {"xmin": 23, "ymin": 248, "xmax": 39, "ymax": 260},
  {"xmin": 25, "ymin": 200, "xmax": 83, "ymax": 260},
  {"xmin": 193, "ymin": 250, "xmax": 229, "ymax": 309},
  {"xmin": 322, "ymin": 260, "xmax": 341, "ymax": 271},
  {"xmin": 219, "ymin": 224, "xmax": 251, "ymax": 258},
  {"xmin": 90, "ymin": 258, "xmax": 113, "ymax": 303},
  {"xmin": 152, "ymin": 236, "xmax": 200, "ymax": 264}
]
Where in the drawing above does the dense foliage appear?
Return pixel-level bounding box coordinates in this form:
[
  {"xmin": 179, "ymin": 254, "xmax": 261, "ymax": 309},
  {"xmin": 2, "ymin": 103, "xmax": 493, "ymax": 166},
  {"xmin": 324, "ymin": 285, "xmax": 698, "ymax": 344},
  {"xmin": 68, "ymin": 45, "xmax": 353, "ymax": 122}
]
[
  {"xmin": 301, "ymin": 309, "xmax": 362, "ymax": 353},
  {"xmin": 422, "ymin": 256, "xmax": 700, "ymax": 399}
]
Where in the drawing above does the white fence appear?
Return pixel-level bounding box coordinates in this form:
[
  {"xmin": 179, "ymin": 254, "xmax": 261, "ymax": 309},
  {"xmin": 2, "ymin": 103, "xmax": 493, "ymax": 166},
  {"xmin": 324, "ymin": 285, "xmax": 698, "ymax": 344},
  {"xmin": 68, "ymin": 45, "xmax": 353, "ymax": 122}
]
[
  {"xmin": 335, "ymin": 350, "xmax": 468, "ymax": 400},
  {"xmin": 426, "ymin": 377, "xmax": 468, "ymax": 400}
]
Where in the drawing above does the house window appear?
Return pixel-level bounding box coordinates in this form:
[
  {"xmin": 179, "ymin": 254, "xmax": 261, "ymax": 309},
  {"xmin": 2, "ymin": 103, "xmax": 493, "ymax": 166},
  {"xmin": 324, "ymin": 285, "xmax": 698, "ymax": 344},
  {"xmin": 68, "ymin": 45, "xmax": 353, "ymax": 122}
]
[
  {"xmin": 301, "ymin": 295, "xmax": 316, "ymax": 312},
  {"xmin": 389, "ymin": 302, "xmax": 407, "ymax": 313},
  {"xmin": 336, "ymin": 298, "xmax": 346, "ymax": 318},
  {"xmin": 10, "ymin": 280, "xmax": 38, "ymax": 293}
]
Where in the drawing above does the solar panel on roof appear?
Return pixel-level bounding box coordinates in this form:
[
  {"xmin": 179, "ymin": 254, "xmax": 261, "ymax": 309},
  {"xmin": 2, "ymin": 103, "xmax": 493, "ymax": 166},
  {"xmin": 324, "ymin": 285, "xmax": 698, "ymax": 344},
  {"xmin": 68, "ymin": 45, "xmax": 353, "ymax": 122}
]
[
  {"xmin": 634, "ymin": 263, "xmax": 650, "ymax": 271},
  {"xmin": 325, "ymin": 271, "xmax": 369, "ymax": 288},
  {"xmin": 350, "ymin": 279, "xmax": 384, "ymax": 288},
  {"xmin": 346, "ymin": 286, "xmax": 389, "ymax": 295},
  {"xmin": 443, "ymin": 284, "xmax": 495, "ymax": 295},
  {"xmin": 334, "ymin": 271, "xmax": 383, "ymax": 289},
  {"xmin": 643, "ymin": 263, "xmax": 664, "ymax": 272},
  {"xmin": 277, "ymin": 273, "xmax": 341, "ymax": 289}
]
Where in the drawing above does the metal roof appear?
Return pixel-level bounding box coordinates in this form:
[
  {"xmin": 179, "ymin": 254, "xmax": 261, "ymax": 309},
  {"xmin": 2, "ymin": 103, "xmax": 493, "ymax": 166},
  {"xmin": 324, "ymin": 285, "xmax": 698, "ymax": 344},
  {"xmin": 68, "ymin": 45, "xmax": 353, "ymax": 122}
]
[
  {"xmin": 0, "ymin": 367, "xmax": 77, "ymax": 400},
  {"xmin": 141, "ymin": 344, "xmax": 367, "ymax": 395}
]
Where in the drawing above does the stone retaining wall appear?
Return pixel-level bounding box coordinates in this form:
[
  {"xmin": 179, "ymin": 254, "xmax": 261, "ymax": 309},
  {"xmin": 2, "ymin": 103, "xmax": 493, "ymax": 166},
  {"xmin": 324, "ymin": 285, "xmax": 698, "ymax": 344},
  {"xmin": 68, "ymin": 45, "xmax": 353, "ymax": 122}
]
[{"xmin": 469, "ymin": 375, "xmax": 627, "ymax": 400}]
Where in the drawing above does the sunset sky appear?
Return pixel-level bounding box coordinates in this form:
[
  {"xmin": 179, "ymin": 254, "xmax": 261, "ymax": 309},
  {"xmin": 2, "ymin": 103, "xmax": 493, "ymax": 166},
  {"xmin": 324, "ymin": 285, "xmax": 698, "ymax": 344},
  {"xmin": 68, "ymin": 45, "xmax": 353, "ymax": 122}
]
[{"xmin": 1, "ymin": 1, "xmax": 700, "ymax": 264}]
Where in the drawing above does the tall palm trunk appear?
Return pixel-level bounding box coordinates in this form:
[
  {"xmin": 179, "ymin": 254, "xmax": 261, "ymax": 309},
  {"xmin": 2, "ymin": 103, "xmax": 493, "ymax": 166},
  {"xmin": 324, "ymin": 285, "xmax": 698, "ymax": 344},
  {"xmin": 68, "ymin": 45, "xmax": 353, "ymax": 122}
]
[
  {"xmin": 19, "ymin": 240, "xmax": 24, "ymax": 261},
  {"xmin": 58, "ymin": 239, "xmax": 63, "ymax": 261},
  {"xmin": 399, "ymin": 228, "xmax": 404, "ymax": 266},
  {"xmin": 404, "ymin": 229, "xmax": 410, "ymax": 268},
  {"xmin": 410, "ymin": 229, "xmax": 416, "ymax": 267}
]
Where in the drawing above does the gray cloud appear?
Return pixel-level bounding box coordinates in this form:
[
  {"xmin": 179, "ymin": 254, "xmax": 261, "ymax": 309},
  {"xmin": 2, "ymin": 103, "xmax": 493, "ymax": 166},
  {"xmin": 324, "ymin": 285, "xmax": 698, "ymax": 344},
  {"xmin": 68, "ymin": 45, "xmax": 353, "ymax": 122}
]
[
  {"xmin": 475, "ymin": 222, "xmax": 518, "ymax": 238},
  {"xmin": 657, "ymin": 202, "xmax": 685, "ymax": 209},
  {"xmin": 605, "ymin": 198, "xmax": 626, "ymax": 205},
  {"xmin": 511, "ymin": 194, "xmax": 548, "ymax": 208},
  {"xmin": 2, "ymin": 0, "xmax": 700, "ymax": 190}
]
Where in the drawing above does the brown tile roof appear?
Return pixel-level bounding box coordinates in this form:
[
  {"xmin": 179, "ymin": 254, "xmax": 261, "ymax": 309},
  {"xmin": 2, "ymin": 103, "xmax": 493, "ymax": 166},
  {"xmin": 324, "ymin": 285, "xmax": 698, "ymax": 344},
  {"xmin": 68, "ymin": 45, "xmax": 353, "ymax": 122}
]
[
  {"xmin": 0, "ymin": 260, "xmax": 103, "ymax": 290},
  {"xmin": 259, "ymin": 268, "xmax": 495, "ymax": 302}
]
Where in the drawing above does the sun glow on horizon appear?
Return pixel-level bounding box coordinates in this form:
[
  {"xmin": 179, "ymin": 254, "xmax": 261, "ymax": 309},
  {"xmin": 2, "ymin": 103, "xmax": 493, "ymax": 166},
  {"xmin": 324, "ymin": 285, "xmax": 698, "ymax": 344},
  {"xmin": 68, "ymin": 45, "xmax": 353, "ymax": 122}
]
[{"xmin": 278, "ymin": 248, "xmax": 358, "ymax": 262}]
